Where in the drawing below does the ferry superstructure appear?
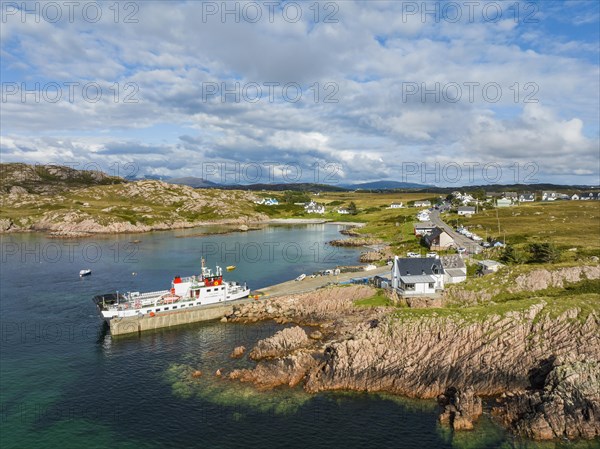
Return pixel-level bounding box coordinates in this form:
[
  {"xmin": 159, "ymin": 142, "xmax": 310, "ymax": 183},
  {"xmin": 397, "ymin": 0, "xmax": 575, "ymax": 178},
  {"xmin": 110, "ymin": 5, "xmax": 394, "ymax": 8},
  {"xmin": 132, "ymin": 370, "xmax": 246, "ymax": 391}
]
[{"xmin": 93, "ymin": 259, "xmax": 249, "ymax": 321}]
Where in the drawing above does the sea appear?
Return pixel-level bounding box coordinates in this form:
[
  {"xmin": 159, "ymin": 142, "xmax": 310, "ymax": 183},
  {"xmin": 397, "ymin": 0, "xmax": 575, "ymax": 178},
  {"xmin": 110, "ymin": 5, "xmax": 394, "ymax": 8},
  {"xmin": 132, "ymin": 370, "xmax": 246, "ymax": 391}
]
[{"xmin": 1, "ymin": 224, "xmax": 594, "ymax": 449}]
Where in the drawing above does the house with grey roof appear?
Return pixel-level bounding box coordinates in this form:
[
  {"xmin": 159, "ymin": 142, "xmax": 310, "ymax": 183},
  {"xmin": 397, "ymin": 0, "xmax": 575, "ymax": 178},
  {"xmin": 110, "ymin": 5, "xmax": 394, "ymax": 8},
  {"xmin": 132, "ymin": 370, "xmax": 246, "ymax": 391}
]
[
  {"xmin": 423, "ymin": 227, "xmax": 455, "ymax": 250},
  {"xmin": 413, "ymin": 222, "xmax": 437, "ymax": 236},
  {"xmin": 542, "ymin": 191, "xmax": 558, "ymax": 201},
  {"xmin": 391, "ymin": 256, "xmax": 445, "ymax": 296},
  {"xmin": 519, "ymin": 193, "xmax": 535, "ymax": 202},
  {"xmin": 440, "ymin": 255, "xmax": 467, "ymax": 284},
  {"xmin": 457, "ymin": 206, "xmax": 476, "ymax": 216}
]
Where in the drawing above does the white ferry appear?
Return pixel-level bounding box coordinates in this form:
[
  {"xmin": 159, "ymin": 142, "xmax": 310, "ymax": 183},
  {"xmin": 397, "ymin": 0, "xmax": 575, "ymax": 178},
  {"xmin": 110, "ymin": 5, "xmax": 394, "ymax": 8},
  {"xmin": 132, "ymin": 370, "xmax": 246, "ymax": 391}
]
[{"xmin": 93, "ymin": 259, "xmax": 250, "ymax": 321}]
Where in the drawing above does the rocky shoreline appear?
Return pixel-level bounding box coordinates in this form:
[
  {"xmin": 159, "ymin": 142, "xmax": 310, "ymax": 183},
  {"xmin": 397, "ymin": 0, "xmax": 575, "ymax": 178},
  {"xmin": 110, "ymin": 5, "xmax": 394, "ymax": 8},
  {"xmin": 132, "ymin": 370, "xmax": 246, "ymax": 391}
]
[{"xmin": 216, "ymin": 271, "xmax": 600, "ymax": 442}]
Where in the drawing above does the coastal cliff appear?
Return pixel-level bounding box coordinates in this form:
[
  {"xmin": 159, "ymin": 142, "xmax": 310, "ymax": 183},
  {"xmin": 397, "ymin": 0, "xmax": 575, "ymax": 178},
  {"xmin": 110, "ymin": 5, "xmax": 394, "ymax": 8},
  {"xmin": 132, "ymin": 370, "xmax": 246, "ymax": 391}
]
[{"xmin": 223, "ymin": 267, "xmax": 600, "ymax": 441}]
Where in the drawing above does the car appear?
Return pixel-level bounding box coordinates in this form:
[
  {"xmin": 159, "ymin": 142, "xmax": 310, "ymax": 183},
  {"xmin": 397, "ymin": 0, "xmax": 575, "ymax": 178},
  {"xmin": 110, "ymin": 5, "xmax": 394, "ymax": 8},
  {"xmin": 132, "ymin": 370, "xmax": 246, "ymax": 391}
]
[
  {"xmin": 407, "ymin": 252, "xmax": 420, "ymax": 258},
  {"xmin": 426, "ymin": 252, "xmax": 437, "ymax": 258},
  {"xmin": 457, "ymin": 247, "xmax": 466, "ymax": 254},
  {"xmin": 481, "ymin": 242, "xmax": 491, "ymax": 248}
]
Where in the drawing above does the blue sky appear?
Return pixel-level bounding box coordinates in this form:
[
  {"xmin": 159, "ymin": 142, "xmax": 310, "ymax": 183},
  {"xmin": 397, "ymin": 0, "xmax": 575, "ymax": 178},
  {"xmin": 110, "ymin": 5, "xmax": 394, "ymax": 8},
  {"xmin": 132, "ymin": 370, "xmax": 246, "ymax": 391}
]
[{"xmin": 1, "ymin": 0, "xmax": 599, "ymax": 186}]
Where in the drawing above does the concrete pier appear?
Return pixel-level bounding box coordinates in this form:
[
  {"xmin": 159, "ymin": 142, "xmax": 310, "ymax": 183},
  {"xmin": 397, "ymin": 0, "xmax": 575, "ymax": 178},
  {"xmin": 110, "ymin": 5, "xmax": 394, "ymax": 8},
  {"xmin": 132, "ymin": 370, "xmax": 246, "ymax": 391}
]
[
  {"xmin": 109, "ymin": 298, "xmax": 253, "ymax": 336},
  {"xmin": 109, "ymin": 265, "xmax": 391, "ymax": 336},
  {"xmin": 255, "ymin": 265, "xmax": 390, "ymax": 298}
]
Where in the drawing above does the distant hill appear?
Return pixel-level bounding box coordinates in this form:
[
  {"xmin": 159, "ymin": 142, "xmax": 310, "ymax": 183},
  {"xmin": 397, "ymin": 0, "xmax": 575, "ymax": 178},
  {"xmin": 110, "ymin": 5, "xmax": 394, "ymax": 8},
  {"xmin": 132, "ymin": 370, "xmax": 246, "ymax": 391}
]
[
  {"xmin": 169, "ymin": 176, "xmax": 220, "ymax": 188},
  {"xmin": 345, "ymin": 180, "xmax": 431, "ymax": 190},
  {"xmin": 422, "ymin": 183, "xmax": 600, "ymax": 194},
  {"xmin": 219, "ymin": 182, "xmax": 348, "ymax": 192}
]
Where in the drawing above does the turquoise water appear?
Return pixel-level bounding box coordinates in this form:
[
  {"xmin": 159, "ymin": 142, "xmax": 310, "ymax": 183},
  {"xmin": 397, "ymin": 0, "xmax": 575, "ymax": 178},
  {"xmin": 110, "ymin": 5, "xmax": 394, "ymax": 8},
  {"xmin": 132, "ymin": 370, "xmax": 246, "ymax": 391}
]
[{"xmin": 1, "ymin": 225, "xmax": 596, "ymax": 449}]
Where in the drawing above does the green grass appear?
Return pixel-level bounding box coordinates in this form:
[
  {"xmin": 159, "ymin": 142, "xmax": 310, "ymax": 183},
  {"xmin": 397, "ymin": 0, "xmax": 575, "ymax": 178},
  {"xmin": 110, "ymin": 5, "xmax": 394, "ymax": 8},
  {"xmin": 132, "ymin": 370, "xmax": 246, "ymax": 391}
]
[
  {"xmin": 354, "ymin": 289, "xmax": 392, "ymax": 307},
  {"xmin": 457, "ymin": 201, "xmax": 600, "ymax": 256},
  {"xmin": 393, "ymin": 293, "xmax": 598, "ymax": 325}
]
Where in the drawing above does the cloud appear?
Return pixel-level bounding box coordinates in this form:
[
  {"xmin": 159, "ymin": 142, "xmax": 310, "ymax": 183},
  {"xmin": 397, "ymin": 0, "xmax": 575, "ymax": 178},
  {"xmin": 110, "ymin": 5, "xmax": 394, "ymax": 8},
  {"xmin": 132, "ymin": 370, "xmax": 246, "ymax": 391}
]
[{"xmin": 0, "ymin": 1, "xmax": 598, "ymax": 186}]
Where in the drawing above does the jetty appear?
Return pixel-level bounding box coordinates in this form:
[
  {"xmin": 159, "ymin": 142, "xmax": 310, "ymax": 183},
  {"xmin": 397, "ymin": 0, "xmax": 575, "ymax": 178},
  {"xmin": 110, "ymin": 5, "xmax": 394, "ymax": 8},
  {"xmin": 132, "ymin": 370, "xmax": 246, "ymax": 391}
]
[
  {"xmin": 109, "ymin": 297, "xmax": 254, "ymax": 336},
  {"xmin": 255, "ymin": 265, "xmax": 390, "ymax": 298},
  {"xmin": 109, "ymin": 264, "xmax": 391, "ymax": 336}
]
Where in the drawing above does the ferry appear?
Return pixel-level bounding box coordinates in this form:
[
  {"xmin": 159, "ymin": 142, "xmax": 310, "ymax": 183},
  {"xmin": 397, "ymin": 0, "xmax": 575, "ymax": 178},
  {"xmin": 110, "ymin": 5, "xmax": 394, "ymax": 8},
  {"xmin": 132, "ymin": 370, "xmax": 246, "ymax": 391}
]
[{"xmin": 93, "ymin": 259, "xmax": 250, "ymax": 321}]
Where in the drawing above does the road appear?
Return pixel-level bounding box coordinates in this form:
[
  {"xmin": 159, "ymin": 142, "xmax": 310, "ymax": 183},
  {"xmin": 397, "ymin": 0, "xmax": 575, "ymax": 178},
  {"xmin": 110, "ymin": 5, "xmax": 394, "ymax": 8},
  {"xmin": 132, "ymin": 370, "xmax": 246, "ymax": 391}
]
[
  {"xmin": 255, "ymin": 265, "xmax": 391, "ymax": 298},
  {"xmin": 429, "ymin": 209, "xmax": 482, "ymax": 254}
]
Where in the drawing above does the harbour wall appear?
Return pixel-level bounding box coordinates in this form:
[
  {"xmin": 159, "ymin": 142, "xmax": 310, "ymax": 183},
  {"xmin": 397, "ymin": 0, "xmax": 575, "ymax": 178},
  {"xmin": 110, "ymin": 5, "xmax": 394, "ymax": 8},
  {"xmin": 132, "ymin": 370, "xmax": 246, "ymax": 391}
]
[{"xmin": 109, "ymin": 298, "xmax": 254, "ymax": 336}]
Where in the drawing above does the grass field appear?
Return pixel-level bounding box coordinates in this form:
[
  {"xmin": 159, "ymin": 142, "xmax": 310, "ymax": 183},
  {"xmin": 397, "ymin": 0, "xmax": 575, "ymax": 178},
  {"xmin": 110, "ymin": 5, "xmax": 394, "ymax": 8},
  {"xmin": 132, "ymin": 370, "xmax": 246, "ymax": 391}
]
[
  {"xmin": 448, "ymin": 201, "xmax": 600, "ymax": 257},
  {"xmin": 255, "ymin": 191, "xmax": 440, "ymax": 253}
]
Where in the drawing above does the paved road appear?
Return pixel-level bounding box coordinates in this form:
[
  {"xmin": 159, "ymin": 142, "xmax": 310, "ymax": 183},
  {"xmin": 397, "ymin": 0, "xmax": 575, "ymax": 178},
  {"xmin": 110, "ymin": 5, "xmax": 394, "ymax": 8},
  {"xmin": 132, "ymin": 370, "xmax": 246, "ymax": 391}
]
[
  {"xmin": 429, "ymin": 210, "xmax": 482, "ymax": 254},
  {"xmin": 255, "ymin": 265, "xmax": 391, "ymax": 298}
]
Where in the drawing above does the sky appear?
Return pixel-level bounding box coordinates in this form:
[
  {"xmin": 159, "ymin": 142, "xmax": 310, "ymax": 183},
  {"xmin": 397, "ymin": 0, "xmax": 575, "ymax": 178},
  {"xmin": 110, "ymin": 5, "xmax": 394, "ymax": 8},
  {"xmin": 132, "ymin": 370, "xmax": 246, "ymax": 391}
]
[{"xmin": 1, "ymin": 0, "xmax": 599, "ymax": 187}]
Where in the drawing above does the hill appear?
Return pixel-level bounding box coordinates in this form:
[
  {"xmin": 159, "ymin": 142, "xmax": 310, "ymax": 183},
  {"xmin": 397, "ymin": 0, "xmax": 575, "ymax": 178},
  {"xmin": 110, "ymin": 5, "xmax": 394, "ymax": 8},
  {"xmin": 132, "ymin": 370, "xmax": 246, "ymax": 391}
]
[
  {"xmin": 0, "ymin": 163, "xmax": 124, "ymax": 194},
  {"xmin": 0, "ymin": 164, "xmax": 266, "ymax": 235},
  {"xmin": 344, "ymin": 180, "xmax": 431, "ymax": 190},
  {"xmin": 169, "ymin": 177, "xmax": 220, "ymax": 188}
]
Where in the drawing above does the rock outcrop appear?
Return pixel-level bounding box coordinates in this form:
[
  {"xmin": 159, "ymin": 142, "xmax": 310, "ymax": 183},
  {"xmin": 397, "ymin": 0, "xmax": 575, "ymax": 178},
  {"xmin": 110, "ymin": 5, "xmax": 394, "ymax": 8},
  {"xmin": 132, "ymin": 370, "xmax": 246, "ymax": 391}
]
[
  {"xmin": 494, "ymin": 359, "xmax": 600, "ymax": 440},
  {"xmin": 229, "ymin": 351, "xmax": 319, "ymax": 389},
  {"xmin": 228, "ymin": 285, "xmax": 378, "ymax": 325},
  {"xmin": 438, "ymin": 387, "xmax": 483, "ymax": 430},
  {"xmin": 249, "ymin": 327, "xmax": 309, "ymax": 360},
  {"xmin": 510, "ymin": 266, "xmax": 600, "ymax": 292},
  {"xmin": 230, "ymin": 346, "xmax": 246, "ymax": 358},
  {"xmin": 304, "ymin": 304, "xmax": 599, "ymax": 399}
]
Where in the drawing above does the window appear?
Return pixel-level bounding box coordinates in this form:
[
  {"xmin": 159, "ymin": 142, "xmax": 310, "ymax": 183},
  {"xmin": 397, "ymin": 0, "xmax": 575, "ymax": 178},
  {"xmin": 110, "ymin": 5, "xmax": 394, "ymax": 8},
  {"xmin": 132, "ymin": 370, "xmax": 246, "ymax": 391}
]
[
  {"xmin": 196, "ymin": 302, "xmax": 201, "ymax": 305},
  {"xmin": 429, "ymin": 283, "xmax": 435, "ymax": 289},
  {"xmin": 173, "ymin": 306, "xmax": 177, "ymax": 309},
  {"xmin": 156, "ymin": 308, "xmax": 161, "ymax": 312},
  {"xmin": 164, "ymin": 307, "xmax": 169, "ymax": 310},
  {"xmin": 207, "ymin": 289, "xmax": 211, "ymax": 292}
]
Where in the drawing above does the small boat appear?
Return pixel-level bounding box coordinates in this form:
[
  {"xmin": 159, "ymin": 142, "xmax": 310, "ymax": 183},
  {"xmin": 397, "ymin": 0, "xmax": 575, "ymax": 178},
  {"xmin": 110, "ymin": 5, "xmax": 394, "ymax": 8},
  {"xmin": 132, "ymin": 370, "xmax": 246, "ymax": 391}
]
[
  {"xmin": 226, "ymin": 265, "xmax": 236, "ymax": 271},
  {"xmin": 130, "ymin": 239, "xmax": 141, "ymax": 244},
  {"xmin": 80, "ymin": 269, "xmax": 92, "ymax": 277},
  {"xmin": 295, "ymin": 274, "xmax": 306, "ymax": 281}
]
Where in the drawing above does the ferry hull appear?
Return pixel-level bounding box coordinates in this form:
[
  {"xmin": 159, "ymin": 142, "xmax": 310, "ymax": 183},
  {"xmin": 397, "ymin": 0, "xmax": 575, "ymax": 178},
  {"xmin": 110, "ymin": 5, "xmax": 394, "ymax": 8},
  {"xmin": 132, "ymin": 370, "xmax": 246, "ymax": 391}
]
[{"xmin": 93, "ymin": 285, "xmax": 250, "ymax": 322}]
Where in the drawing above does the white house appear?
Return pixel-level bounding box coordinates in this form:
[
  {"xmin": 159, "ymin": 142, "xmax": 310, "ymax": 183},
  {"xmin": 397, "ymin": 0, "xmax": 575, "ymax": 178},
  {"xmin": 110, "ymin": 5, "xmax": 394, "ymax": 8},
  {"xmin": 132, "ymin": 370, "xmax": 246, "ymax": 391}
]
[
  {"xmin": 478, "ymin": 259, "xmax": 505, "ymax": 274},
  {"xmin": 414, "ymin": 200, "xmax": 431, "ymax": 207},
  {"xmin": 580, "ymin": 192, "xmax": 595, "ymax": 201},
  {"xmin": 440, "ymin": 255, "xmax": 467, "ymax": 284},
  {"xmin": 542, "ymin": 191, "xmax": 558, "ymax": 201},
  {"xmin": 391, "ymin": 256, "xmax": 445, "ymax": 296},
  {"xmin": 457, "ymin": 206, "xmax": 476, "ymax": 216},
  {"xmin": 389, "ymin": 202, "xmax": 404, "ymax": 209},
  {"xmin": 305, "ymin": 201, "xmax": 325, "ymax": 214},
  {"xmin": 254, "ymin": 197, "xmax": 279, "ymax": 206},
  {"xmin": 337, "ymin": 208, "xmax": 350, "ymax": 214},
  {"xmin": 571, "ymin": 193, "xmax": 580, "ymax": 201},
  {"xmin": 414, "ymin": 222, "xmax": 437, "ymax": 236},
  {"xmin": 496, "ymin": 198, "xmax": 513, "ymax": 208},
  {"xmin": 519, "ymin": 193, "xmax": 535, "ymax": 202}
]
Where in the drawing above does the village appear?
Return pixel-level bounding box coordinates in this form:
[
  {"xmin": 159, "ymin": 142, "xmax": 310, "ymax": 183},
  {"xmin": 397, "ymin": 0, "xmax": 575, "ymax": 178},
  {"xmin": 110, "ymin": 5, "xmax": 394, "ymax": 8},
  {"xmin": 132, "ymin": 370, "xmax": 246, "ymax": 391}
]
[{"xmin": 257, "ymin": 187, "xmax": 599, "ymax": 301}]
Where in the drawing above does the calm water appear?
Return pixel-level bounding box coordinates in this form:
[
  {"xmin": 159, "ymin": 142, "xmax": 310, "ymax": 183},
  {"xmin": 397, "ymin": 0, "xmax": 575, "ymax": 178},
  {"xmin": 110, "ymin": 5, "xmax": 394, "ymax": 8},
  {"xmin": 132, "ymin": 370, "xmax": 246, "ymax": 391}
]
[{"xmin": 0, "ymin": 225, "xmax": 592, "ymax": 449}]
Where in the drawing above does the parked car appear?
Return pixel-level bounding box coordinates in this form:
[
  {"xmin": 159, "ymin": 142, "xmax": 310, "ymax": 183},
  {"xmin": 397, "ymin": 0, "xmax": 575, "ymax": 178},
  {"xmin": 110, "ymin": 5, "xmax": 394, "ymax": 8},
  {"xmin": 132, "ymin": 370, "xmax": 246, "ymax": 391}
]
[
  {"xmin": 426, "ymin": 252, "xmax": 437, "ymax": 258},
  {"xmin": 407, "ymin": 252, "xmax": 420, "ymax": 258},
  {"xmin": 481, "ymin": 242, "xmax": 491, "ymax": 248},
  {"xmin": 457, "ymin": 247, "xmax": 466, "ymax": 254}
]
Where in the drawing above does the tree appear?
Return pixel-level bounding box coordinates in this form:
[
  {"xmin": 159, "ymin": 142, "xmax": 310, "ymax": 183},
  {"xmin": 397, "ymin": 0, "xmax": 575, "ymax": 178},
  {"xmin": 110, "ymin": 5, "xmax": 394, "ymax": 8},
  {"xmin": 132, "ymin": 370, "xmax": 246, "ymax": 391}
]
[
  {"xmin": 528, "ymin": 243, "xmax": 561, "ymax": 264},
  {"xmin": 347, "ymin": 201, "xmax": 358, "ymax": 215},
  {"xmin": 501, "ymin": 245, "xmax": 526, "ymax": 264},
  {"xmin": 472, "ymin": 188, "xmax": 486, "ymax": 201}
]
